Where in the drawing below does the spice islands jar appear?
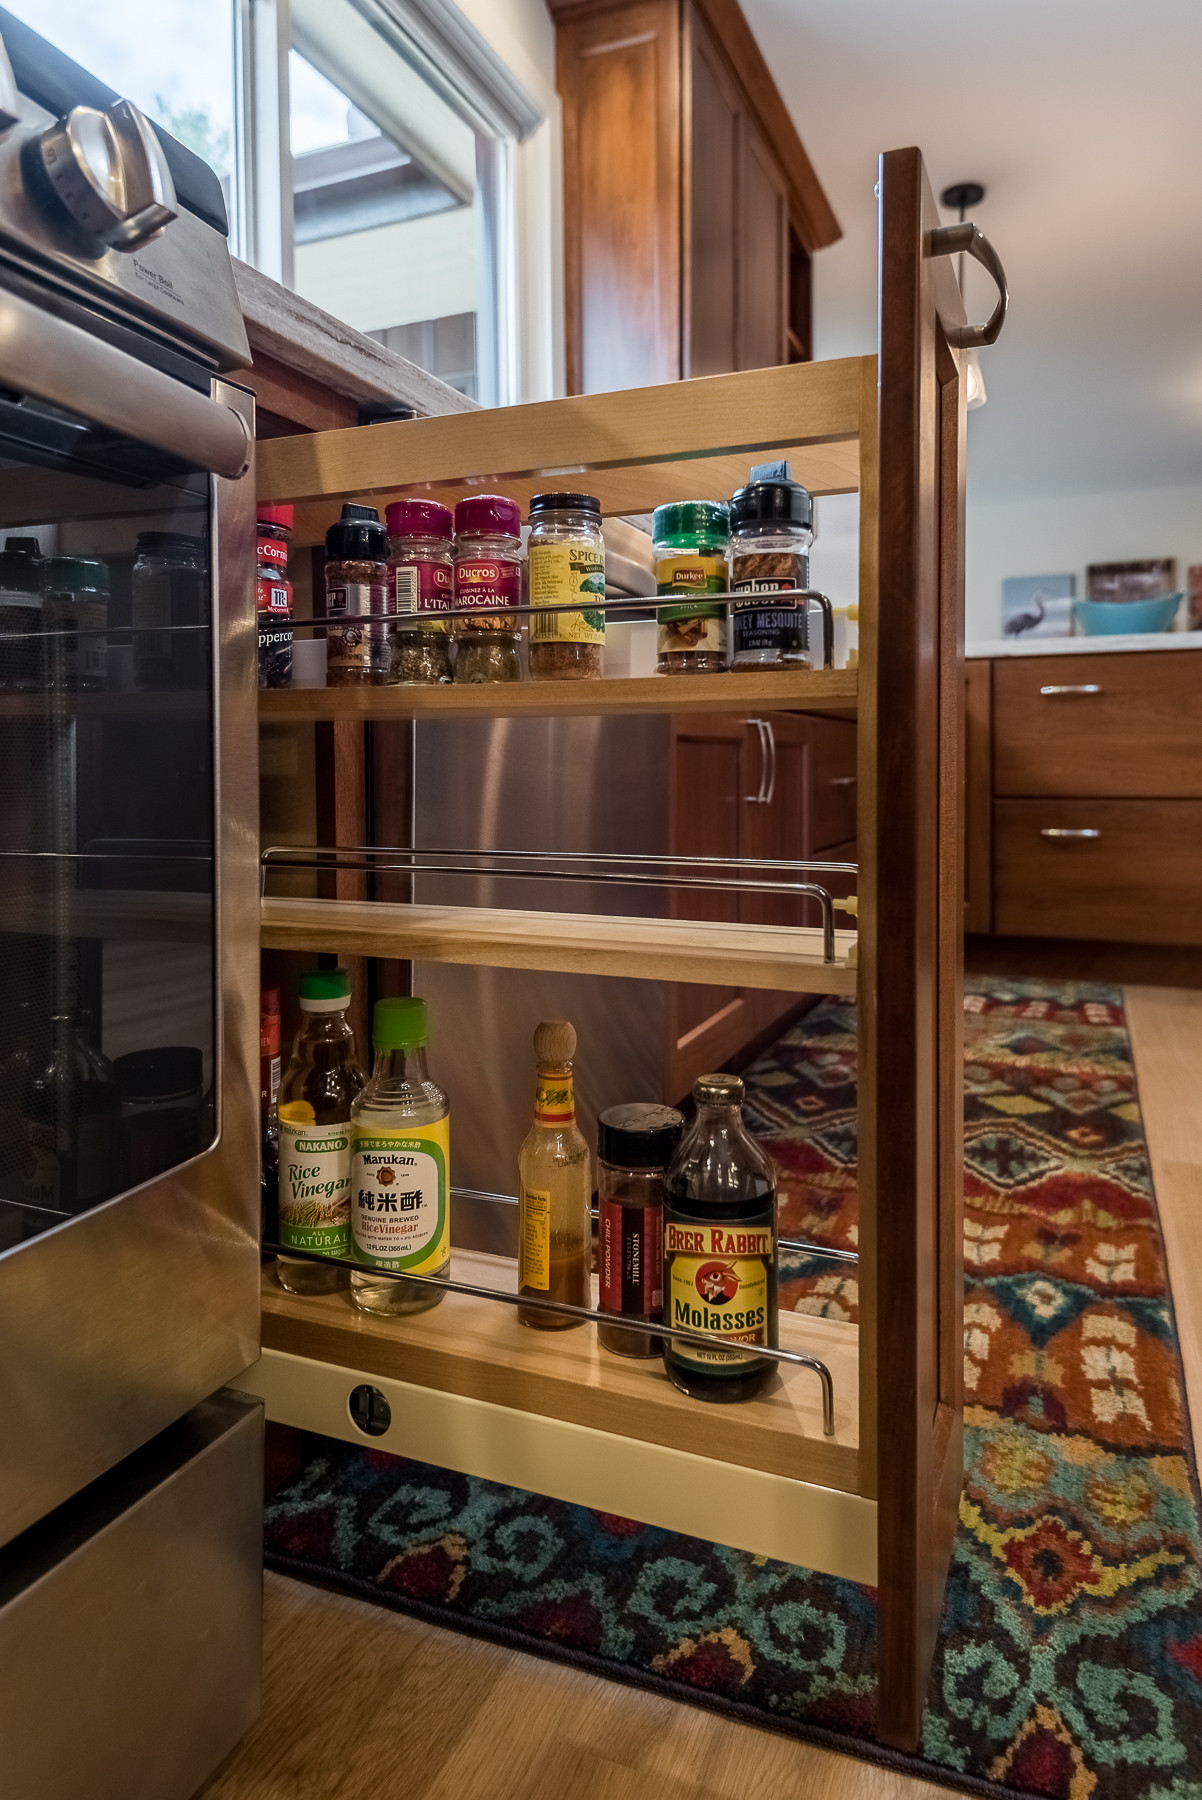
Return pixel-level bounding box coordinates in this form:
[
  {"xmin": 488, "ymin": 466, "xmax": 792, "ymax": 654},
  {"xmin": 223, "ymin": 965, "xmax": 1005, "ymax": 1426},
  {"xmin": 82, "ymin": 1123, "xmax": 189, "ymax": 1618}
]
[
  {"xmin": 653, "ymin": 502, "xmax": 730, "ymax": 674},
  {"xmin": 527, "ymin": 491, "xmax": 605, "ymax": 680},
  {"xmin": 729, "ymin": 474, "xmax": 814, "ymax": 670},
  {"xmin": 385, "ymin": 499, "xmax": 453, "ymax": 685},
  {"xmin": 324, "ymin": 503, "xmax": 391, "ymax": 687},
  {"xmin": 453, "ymin": 494, "xmax": 523, "ymax": 683}
]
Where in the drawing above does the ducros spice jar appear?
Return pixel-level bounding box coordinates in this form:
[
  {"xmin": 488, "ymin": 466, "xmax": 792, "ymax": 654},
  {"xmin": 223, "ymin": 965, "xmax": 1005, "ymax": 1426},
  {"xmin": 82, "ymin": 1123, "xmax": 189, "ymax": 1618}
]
[
  {"xmin": 653, "ymin": 502, "xmax": 730, "ymax": 673},
  {"xmin": 729, "ymin": 476, "xmax": 814, "ymax": 670},
  {"xmin": 597, "ymin": 1102, "xmax": 684, "ymax": 1357},
  {"xmin": 385, "ymin": 498, "xmax": 453, "ymax": 685},
  {"xmin": 256, "ymin": 504, "xmax": 293, "ymax": 689},
  {"xmin": 527, "ymin": 492, "xmax": 605, "ymax": 680},
  {"xmin": 453, "ymin": 494, "xmax": 522, "ymax": 684},
  {"xmin": 324, "ymin": 503, "xmax": 391, "ymax": 686}
]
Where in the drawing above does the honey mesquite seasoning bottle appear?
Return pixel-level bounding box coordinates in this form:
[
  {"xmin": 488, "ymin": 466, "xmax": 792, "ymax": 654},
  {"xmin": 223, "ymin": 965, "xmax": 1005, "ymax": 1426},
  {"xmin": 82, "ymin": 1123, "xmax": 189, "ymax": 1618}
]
[
  {"xmin": 518, "ymin": 1019, "xmax": 591, "ymax": 1328},
  {"xmin": 662, "ymin": 1072, "xmax": 778, "ymax": 1401}
]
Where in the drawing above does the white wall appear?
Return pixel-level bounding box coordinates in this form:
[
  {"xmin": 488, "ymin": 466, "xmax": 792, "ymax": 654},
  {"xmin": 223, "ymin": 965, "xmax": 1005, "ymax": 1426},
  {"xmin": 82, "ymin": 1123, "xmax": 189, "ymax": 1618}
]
[{"xmin": 966, "ymin": 484, "xmax": 1202, "ymax": 642}]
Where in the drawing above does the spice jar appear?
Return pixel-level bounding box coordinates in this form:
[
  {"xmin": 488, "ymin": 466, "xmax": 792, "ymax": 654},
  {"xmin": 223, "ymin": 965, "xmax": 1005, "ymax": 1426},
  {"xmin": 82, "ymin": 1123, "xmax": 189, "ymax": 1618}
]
[
  {"xmin": 132, "ymin": 532, "xmax": 209, "ymax": 691},
  {"xmin": 257, "ymin": 504, "xmax": 293, "ymax": 689},
  {"xmin": 114, "ymin": 1045, "xmax": 205, "ymax": 1189},
  {"xmin": 453, "ymin": 494, "xmax": 522, "ymax": 683},
  {"xmin": 0, "ymin": 537, "xmax": 44, "ymax": 690},
  {"xmin": 324, "ymin": 503, "xmax": 391, "ymax": 687},
  {"xmin": 597, "ymin": 1102, "xmax": 683, "ymax": 1357},
  {"xmin": 653, "ymin": 502, "xmax": 730, "ymax": 674},
  {"xmin": 42, "ymin": 557, "xmax": 110, "ymax": 692},
  {"xmin": 385, "ymin": 499, "xmax": 453, "ymax": 685},
  {"xmin": 729, "ymin": 475, "xmax": 814, "ymax": 669},
  {"xmin": 527, "ymin": 492, "xmax": 605, "ymax": 680}
]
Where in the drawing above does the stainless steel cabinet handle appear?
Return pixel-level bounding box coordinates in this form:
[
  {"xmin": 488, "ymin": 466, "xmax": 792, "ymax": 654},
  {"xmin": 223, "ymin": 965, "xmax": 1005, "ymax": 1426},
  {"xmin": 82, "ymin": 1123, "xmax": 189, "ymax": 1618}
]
[
  {"xmin": 928, "ymin": 222, "xmax": 1009, "ymax": 348},
  {"xmin": 744, "ymin": 719, "xmax": 769, "ymax": 803},
  {"xmin": 762, "ymin": 720, "xmax": 777, "ymax": 807},
  {"xmin": 1040, "ymin": 828, "xmax": 1100, "ymax": 840},
  {"xmin": 1039, "ymin": 684, "xmax": 1101, "ymax": 697},
  {"xmin": 829, "ymin": 775, "xmax": 857, "ymax": 788},
  {"xmin": 0, "ymin": 286, "xmax": 252, "ymax": 479}
]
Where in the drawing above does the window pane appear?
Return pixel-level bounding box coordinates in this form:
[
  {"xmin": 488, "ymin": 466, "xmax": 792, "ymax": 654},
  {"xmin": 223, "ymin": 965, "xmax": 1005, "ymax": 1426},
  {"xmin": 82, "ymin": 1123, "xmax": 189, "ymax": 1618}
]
[{"xmin": 288, "ymin": 11, "xmax": 484, "ymax": 401}]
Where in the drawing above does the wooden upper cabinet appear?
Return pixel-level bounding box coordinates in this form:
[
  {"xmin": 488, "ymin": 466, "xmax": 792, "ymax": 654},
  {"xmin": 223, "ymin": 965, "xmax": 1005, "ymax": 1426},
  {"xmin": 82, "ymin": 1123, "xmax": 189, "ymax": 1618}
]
[{"xmin": 551, "ymin": 0, "xmax": 839, "ymax": 393}]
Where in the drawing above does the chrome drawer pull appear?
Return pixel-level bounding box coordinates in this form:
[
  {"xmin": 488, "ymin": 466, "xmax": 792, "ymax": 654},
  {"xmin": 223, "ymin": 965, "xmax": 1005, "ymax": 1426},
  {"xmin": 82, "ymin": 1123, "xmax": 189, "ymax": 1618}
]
[
  {"xmin": 1040, "ymin": 828, "xmax": 1100, "ymax": 840},
  {"xmin": 1039, "ymin": 683, "xmax": 1101, "ymax": 696}
]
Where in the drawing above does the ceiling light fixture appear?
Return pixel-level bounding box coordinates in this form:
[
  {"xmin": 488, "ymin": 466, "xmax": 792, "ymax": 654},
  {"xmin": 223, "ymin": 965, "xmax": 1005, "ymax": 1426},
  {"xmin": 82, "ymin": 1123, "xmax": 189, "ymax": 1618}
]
[{"xmin": 940, "ymin": 181, "xmax": 989, "ymax": 409}]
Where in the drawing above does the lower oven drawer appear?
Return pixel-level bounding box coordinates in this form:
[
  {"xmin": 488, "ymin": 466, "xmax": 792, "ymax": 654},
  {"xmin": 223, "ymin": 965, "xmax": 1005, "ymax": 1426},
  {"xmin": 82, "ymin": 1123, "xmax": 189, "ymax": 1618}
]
[{"xmin": 994, "ymin": 799, "xmax": 1202, "ymax": 944}]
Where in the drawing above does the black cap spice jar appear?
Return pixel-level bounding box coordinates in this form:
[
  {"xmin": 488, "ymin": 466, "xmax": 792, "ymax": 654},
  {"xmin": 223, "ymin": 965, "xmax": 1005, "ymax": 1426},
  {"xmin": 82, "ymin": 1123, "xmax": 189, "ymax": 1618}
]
[
  {"xmin": 729, "ymin": 472, "xmax": 814, "ymax": 670},
  {"xmin": 324, "ymin": 503, "xmax": 391, "ymax": 686}
]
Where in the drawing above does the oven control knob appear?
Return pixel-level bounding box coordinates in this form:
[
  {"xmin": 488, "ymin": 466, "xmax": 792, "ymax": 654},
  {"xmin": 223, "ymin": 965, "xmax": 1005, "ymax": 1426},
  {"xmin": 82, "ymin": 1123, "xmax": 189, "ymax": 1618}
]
[{"xmin": 38, "ymin": 99, "xmax": 178, "ymax": 251}]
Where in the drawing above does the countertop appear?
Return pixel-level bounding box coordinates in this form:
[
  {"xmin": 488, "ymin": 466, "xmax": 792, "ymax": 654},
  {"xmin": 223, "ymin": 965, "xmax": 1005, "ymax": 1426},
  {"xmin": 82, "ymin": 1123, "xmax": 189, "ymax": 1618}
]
[{"xmin": 968, "ymin": 632, "xmax": 1202, "ymax": 659}]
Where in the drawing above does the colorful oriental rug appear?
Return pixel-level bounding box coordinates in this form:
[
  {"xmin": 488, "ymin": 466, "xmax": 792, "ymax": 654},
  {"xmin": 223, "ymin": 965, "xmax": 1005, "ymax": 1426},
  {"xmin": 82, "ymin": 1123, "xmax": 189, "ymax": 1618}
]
[{"xmin": 264, "ymin": 980, "xmax": 1202, "ymax": 1800}]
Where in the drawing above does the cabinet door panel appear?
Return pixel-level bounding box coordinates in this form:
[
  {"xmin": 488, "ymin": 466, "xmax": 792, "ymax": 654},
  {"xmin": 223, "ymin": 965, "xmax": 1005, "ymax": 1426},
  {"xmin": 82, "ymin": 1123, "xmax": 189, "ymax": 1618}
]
[
  {"xmin": 807, "ymin": 716, "xmax": 858, "ymax": 849},
  {"xmin": 737, "ymin": 120, "xmax": 789, "ymax": 371},
  {"xmin": 687, "ymin": 13, "xmax": 739, "ymax": 377},
  {"xmin": 742, "ymin": 714, "xmax": 810, "ymax": 927}
]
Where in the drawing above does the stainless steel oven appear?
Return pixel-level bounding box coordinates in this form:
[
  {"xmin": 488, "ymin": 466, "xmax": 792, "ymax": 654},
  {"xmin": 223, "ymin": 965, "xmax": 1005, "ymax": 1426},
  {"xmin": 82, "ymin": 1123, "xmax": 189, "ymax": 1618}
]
[{"xmin": 0, "ymin": 13, "xmax": 261, "ymax": 1793}]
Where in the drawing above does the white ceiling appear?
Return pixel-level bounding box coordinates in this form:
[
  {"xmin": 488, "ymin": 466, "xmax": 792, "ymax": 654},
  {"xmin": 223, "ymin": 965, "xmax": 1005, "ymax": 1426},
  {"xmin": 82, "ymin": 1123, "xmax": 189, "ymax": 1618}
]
[{"xmin": 743, "ymin": 0, "xmax": 1202, "ymax": 502}]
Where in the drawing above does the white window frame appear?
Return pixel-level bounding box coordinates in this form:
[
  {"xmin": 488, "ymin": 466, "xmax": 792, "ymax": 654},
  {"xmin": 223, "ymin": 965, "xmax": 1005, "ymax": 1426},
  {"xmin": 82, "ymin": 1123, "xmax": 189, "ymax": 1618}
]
[{"xmin": 232, "ymin": 0, "xmax": 544, "ymax": 407}]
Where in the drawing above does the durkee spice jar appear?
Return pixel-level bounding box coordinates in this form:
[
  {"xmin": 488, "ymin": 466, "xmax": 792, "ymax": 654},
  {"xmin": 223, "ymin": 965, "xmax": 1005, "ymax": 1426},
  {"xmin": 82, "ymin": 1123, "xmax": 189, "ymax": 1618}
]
[
  {"xmin": 729, "ymin": 476, "xmax": 814, "ymax": 669},
  {"xmin": 453, "ymin": 494, "xmax": 523, "ymax": 683},
  {"xmin": 653, "ymin": 501, "xmax": 730, "ymax": 673},
  {"xmin": 324, "ymin": 503, "xmax": 391, "ymax": 687},
  {"xmin": 256, "ymin": 504, "xmax": 293, "ymax": 689},
  {"xmin": 132, "ymin": 532, "xmax": 208, "ymax": 691},
  {"xmin": 527, "ymin": 491, "xmax": 605, "ymax": 680},
  {"xmin": 597, "ymin": 1102, "xmax": 683, "ymax": 1357},
  {"xmin": 385, "ymin": 498, "xmax": 453, "ymax": 685}
]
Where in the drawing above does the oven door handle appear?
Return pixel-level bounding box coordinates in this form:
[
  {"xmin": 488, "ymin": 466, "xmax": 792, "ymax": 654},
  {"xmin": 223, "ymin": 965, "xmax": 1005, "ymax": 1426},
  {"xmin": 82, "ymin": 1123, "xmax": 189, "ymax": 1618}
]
[{"xmin": 0, "ymin": 286, "xmax": 252, "ymax": 480}]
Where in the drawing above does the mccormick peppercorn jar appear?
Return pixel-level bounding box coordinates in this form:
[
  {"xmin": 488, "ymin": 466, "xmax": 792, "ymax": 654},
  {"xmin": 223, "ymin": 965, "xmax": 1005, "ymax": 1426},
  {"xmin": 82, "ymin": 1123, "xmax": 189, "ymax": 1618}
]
[
  {"xmin": 256, "ymin": 504, "xmax": 293, "ymax": 689},
  {"xmin": 385, "ymin": 499, "xmax": 453, "ymax": 685},
  {"xmin": 324, "ymin": 503, "xmax": 391, "ymax": 687},
  {"xmin": 653, "ymin": 502, "xmax": 730, "ymax": 673},
  {"xmin": 453, "ymin": 494, "xmax": 523, "ymax": 683},
  {"xmin": 527, "ymin": 492, "xmax": 605, "ymax": 680},
  {"xmin": 729, "ymin": 475, "xmax": 814, "ymax": 670},
  {"xmin": 597, "ymin": 1103, "xmax": 683, "ymax": 1357}
]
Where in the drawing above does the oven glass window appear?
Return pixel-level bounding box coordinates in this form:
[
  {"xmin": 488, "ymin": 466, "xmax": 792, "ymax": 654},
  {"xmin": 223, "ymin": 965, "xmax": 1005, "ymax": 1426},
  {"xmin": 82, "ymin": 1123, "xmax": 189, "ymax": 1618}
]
[{"xmin": 0, "ymin": 398, "xmax": 216, "ymax": 1247}]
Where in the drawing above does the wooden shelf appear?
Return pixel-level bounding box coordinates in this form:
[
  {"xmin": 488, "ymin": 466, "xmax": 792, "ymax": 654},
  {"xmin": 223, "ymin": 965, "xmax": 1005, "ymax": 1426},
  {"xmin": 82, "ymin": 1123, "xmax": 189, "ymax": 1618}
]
[
  {"xmin": 256, "ymin": 358, "xmax": 866, "ymax": 543},
  {"xmin": 260, "ymin": 1254, "xmax": 860, "ymax": 1492},
  {"xmin": 260, "ymin": 896, "xmax": 858, "ymax": 993},
  {"xmin": 0, "ymin": 889, "xmax": 211, "ymax": 943},
  {"xmin": 0, "ymin": 691, "xmax": 210, "ymax": 721},
  {"xmin": 260, "ymin": 668, "xmax": 858, "ymax": 723}
]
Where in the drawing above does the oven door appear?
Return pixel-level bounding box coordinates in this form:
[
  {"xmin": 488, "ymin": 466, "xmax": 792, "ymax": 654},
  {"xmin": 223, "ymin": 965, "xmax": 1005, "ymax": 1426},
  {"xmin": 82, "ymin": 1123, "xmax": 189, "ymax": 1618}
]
[{"xmin": 0, "ymin": 311, "xmax": 259, "ymax": 1548}]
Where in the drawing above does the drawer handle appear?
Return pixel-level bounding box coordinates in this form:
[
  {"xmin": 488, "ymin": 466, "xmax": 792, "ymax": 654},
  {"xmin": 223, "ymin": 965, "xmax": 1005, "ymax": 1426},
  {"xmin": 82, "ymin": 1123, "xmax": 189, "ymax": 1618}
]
[
  {"xmin": 828, "ymin": 776, "xmax": 857, "ymax": 788},
  {"xmin": 1039, "ymin": 684, "xmax": 1101, "ymax": 696},
  {"xmin": 1040, "ymin": 827, "xmax": 1100, "ymax": 841}
]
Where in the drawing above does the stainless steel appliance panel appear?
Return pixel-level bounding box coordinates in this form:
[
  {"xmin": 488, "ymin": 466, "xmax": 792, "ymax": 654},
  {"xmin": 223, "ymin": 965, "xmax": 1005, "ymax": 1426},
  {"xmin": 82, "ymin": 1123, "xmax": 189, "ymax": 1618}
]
[
  {"xmin": 0, "ymin": 1390, "xmax": 262, "ymax": 1800},
  {"xmin": 0, "ymin": 382, "xmax": 260, "ymax": 1549}
]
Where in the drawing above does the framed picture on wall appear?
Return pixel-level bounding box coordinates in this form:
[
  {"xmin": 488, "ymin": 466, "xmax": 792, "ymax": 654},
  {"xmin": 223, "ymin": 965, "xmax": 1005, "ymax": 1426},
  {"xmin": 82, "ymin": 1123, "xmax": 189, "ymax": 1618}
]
[
  {"xmin": 1086, "ymin": 559, "xmax": 1176, "ymax": 603},
  {"xmin": 1001, "ymin": 573, "xmax": 1075, "ymax": 639}
]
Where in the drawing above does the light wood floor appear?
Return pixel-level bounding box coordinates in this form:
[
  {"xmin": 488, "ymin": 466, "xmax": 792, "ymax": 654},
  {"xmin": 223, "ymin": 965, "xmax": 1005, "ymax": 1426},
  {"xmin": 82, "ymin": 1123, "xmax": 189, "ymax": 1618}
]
[{"xmin": 198, "ymin": 984, "xmax": 1202, "ymax": 1800}]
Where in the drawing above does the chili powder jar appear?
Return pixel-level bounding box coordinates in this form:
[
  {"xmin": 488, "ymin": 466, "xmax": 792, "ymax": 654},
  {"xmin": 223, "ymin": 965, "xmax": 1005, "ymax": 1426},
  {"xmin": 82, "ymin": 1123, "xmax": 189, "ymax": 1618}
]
[
  {"xmin": 453, "ymin": 494, "xmax": 523, "ymax": 683},
  {"xmin": 324, "ymin": 503, "xmax": 391, "ymax": 687},
  {"xmin": 729, "ymin": 476, "xmax": 814, "ymax": 669},
  {"xmin": 597, "ymin": 1103, "xmax": 684, "ymax": 1357},
  {"xmin": 385, "ymin": 499, "xmax": 453, "ymax": 685},
  {"xmin": 527, "ymin": 491, "xmax": 605, "ymax": 680},
  {"xmin": 257, "ymin": 504, "xmax": 293, "ymax": 689},
  {"xmin": 653, "ymin": 502, "xmax": 730, "ymax": 673}
]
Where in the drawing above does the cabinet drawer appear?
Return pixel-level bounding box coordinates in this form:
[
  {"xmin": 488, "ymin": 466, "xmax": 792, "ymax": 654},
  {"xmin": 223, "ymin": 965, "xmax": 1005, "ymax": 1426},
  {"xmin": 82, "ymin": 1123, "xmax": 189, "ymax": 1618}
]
[
  {"xmin": 806, "ymin": 716, "xmax": 858, "ymax": 847},
  {"xmin": 993, "ymin": 653, "xmax": 1202, "ymax": 797},
  {"xmin": 994, "ymin": 799, "xmax": 1202, "ymax": 944}
]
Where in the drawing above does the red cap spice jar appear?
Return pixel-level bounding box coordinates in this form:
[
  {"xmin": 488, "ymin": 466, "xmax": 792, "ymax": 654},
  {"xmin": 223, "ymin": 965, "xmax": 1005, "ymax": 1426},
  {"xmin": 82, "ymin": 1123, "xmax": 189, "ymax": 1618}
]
[
  {"xmin": 385, "ymin": 499, "xmax": 453, "ymax": 685},
  {"xmin": 257, "ymin": 504, "xmax": 293, "ymax": 689},
  {"xmin": 452, "ymin": 494, "xmax": 523, "ymax": 683},
  {"xmin": 324, "ymin": 504, "xmax": 391, "ymax": 687},
  {"xmin": 596, "ymin": 1102, "xmax": 684, "ymax": 1356}
]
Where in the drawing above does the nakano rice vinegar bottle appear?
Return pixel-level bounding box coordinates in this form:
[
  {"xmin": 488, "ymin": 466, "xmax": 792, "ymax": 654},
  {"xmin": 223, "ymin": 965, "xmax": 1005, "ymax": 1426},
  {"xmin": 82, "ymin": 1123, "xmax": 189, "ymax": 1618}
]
[{"xmin": 276, "ymin": 968, "xmax": 365, "ymax": 1295}]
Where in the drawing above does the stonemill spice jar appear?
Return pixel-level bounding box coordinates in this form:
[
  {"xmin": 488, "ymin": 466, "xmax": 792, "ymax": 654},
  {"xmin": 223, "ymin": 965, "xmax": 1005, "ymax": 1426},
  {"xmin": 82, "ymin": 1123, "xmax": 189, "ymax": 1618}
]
[
  {"xmin": 527, "ymin": 491, "xmax": 605, "ymax": 680},
  {"xmin": 324, "ymin": 503, "xmax": 391, "ymax": 687},
  {"xmin": 453, "ymin": 494, "xmax": 523, "ymax": 683},
  {"xmin": 653, "ymin": 501, "xmax": 730, "ymax": 673},
  {"xmin": 597, "ymin": 1103, "xmax": 683, "ymax": 1357},
  {"xmin": 385, "ymin": 499, "xmax": 453, "ymax": 685},
  {"xmin": 729, "ymin": 475, "xmax": 814, "ymax": 669}
]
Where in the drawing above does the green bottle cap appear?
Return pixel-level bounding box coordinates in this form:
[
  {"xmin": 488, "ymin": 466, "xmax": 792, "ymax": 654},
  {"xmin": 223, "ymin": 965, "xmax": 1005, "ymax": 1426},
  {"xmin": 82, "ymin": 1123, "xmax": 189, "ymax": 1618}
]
[
  {"xmin": 41, "ymin": 556, "xmax": 110, "ymax": 594},
  {"xmin": 652, "ymin": 501, "xmax": 730, "ymax": 548},
  {"xmin": 373, "ymin": 995, "xmax": 429, "ymax": 1050},
  {"xmin": 298, "ymin": 967, "xmax": 352, "ymax": 1005}
]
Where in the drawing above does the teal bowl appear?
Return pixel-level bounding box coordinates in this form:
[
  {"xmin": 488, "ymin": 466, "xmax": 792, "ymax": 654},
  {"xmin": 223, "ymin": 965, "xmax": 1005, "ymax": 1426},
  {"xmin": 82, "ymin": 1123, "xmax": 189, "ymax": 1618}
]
[{"xmin": 1072, "ymin": 592, "xmax": 1183, "ymax": 635}]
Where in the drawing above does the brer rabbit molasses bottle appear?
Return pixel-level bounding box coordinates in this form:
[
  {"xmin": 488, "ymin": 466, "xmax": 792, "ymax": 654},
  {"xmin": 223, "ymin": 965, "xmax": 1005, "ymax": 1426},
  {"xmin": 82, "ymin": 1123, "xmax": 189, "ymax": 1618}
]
[{"xmin": 662, "ymin": 1072, "xmax": 778, "ymax": 1402}]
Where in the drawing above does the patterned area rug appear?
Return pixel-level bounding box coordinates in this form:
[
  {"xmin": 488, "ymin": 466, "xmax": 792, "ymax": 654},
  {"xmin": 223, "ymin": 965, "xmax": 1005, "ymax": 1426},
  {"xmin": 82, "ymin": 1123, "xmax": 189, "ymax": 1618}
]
[{"xmin": 265, "ymin": 980, "xmax": 1202, "ymax": 1800}]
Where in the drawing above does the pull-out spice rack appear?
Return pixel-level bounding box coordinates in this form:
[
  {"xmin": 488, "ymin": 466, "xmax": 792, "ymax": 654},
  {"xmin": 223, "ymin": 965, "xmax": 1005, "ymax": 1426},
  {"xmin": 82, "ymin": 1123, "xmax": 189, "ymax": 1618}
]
[{"xmin": 238, "ymin": 147, "xmax": 973, "ymax": 1751}]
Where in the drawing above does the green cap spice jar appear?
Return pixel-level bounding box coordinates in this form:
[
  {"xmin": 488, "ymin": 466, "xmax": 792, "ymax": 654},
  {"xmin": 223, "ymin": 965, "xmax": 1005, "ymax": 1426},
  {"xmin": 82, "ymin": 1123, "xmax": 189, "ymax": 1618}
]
[{"xmin": 652, "ymin": 501, "xmax": 730, "ymax": 674}]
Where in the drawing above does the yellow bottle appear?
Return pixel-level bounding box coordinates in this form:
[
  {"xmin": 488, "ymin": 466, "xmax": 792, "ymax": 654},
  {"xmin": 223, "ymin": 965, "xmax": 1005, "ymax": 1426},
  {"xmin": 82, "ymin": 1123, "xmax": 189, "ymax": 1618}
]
[{"xmin": 517, "ymin": 1020, "xmax": 591, "ymax": 1330}]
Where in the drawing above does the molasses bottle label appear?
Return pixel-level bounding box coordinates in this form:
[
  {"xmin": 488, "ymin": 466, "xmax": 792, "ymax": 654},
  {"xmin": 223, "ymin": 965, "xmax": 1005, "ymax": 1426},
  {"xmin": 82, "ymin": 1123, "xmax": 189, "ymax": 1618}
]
[
  {"xmin": 664, "ymin": 1211, "xmax": 775, "ymax": 1370},
  {"xmin": 351, "ymin": 1116, "xmax": 449, "ymax": 1272}
]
